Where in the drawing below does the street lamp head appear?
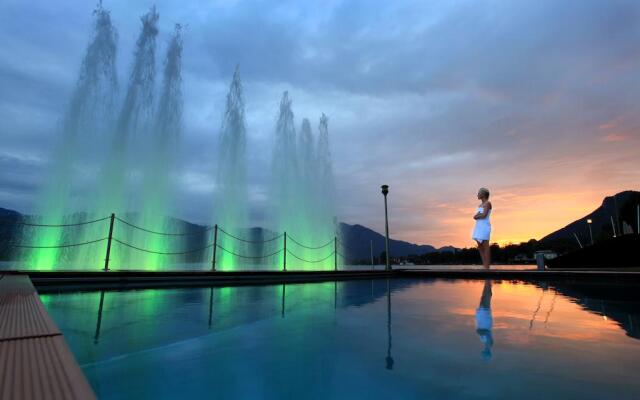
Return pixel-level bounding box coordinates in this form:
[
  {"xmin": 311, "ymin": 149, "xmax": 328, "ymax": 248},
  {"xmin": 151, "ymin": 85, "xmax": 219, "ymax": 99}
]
[
  {"xmin": 587, "ymin": 219, "xmax": 592, "ymax": 224},
  {"xmin": 381, "ymin": 185, "xmax": 389, "ymax": 196}
]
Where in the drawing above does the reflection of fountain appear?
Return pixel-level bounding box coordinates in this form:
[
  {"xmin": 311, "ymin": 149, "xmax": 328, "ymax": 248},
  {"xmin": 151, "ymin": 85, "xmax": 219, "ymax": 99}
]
[{"xmin": 475, "ymin": 280, "xmax": 493, "ymax": 361}]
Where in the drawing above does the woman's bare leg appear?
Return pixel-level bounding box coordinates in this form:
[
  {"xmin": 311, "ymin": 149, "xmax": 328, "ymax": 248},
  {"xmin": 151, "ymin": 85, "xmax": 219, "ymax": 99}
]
[
  {"xmin": 476, "ymin": 240, "xmax": 485, "ymax": 267},
  {"xmin": 482, "ymin": 242, "xmax": 491, "ymax": 269}
]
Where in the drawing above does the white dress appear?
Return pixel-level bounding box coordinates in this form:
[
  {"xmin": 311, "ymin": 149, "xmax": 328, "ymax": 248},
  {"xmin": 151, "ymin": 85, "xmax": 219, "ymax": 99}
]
[{"xmin": 472, "ymin": 206, "xmax": 491, "ymax": 242}]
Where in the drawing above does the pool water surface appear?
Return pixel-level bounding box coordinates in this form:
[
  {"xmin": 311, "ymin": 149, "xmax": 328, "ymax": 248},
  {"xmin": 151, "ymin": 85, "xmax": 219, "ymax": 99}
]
[{"xmin": 40, "ymin": 278, "xmax": 640, "ymax": 399}]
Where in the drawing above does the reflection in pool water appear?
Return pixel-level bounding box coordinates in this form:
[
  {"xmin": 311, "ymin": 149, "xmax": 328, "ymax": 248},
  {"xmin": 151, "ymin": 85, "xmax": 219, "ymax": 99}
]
[
  {"xmin": 476, "ymin": 280, "xmax": 493, "ymax": 361},
  {"xmin": 40, "ymin": 279, "xmax": 640, "ymax": 399}
]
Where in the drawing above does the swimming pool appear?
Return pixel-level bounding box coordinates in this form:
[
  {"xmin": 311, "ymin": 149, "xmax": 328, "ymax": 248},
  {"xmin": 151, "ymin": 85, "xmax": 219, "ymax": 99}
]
[{"xmin": 40, "ymin": 278, "xmax": 640, "ymax": 399}]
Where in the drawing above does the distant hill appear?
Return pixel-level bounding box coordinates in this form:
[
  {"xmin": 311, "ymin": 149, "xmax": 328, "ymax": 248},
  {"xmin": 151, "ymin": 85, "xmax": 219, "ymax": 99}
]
[
  {"xmin": 0, "ymin": 207, "xmax": 24, "ymax": 260},
  {"xmin": 0, "ymin": 207, "xmax": 452, "ymax": 262},
  {"xmin": 338, "ymin": 223, "xmax": 440, "ymax": 261},
  {"xmin": 539, "ymin": 190, "xmax": 640, "ymax": 253}
]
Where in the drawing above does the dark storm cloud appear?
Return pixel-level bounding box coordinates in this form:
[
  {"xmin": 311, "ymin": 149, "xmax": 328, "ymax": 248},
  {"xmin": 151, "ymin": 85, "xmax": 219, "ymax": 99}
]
[{"xmin": 1, "ymin": 0, "xmax": 639, "ymax": 245}]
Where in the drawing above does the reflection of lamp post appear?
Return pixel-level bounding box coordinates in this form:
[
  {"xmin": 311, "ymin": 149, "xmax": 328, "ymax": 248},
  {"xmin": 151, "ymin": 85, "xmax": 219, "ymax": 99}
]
[
  {"xmin": 381, "ymin": 185, "xmax": 390, "ymax": 271},
  {"xmin": 386, "ymin": 279, "xmax": 394, "ymax": 370},
  {"xmin": 587, "ymin": 219, "xmax": 594, "ymax": 245}
]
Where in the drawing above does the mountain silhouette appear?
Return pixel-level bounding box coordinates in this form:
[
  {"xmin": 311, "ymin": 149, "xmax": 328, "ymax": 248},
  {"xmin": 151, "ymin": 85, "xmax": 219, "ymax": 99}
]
[{"xmin": 539, "ymin": 190, "xmax": 639, "ymax": 252}]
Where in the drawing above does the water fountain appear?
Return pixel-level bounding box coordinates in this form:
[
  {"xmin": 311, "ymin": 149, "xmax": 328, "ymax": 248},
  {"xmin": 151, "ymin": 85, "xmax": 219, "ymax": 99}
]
[
  {"xmin": 132, "ymin": 23, "xmax": 184, "ymax": 269},
  {"xmin": 75, "ymin": 6, "xmax": 161, "ymax": 270},
  {"xmin": 268, "ymin": 94, "xmax": 339, "ymax": 270},
  {"xmin": 22, "ymin": 3, "xmax": 118, "ymax": 270},
  {"xmin": 212, "ymin": 66, "xmax": 249, "ymax": 270},
  {"xmin": 21, "ymin": 4, "xmax": 338, "ymax": 271}
]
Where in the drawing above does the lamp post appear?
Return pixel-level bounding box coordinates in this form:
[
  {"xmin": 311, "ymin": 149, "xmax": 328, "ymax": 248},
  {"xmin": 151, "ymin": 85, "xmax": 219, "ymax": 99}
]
[
  {"xmin": 381, "ymin": 185, "xmax": 390, "ymax": 271},
  {"xmin": 587, "ymin": 219, "xmax": 593, "ymax": 245}
]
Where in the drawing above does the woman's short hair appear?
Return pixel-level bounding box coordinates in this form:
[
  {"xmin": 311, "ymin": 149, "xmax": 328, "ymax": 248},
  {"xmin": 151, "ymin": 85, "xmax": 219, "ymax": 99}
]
[{"xmin": 478, "ymin": 187, "xmax": 490, "ymax": 198}]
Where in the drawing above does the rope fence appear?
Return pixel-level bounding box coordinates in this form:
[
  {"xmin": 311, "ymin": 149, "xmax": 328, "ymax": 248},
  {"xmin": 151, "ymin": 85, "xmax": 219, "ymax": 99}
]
[
  {"xmin": 5, "ymin": 237, "xmax": 108, "ymax": 249},
  {"xmin": 0, "ymin": 215, "xmax": 111, "ymax": 227},
  {"xmin": 1, "ymin": 212, "xmax": 354, "ymax": 271},
  {"xmin": 217, "ymin": 226, "xmax": 283, "ymax": 243},
  {"xmin": 286, "ymin": 249, "xmax": 335, "ymax": 264},
  {"xmin": 287, "ymin": 235, "xmax": 333, "ymax": 250},
  {"xmin": 112, "ymin": 238, "xmax": 214, "ymax": 255},
  {"xmin": 216, "ymin": 245, "xmax": 284, "ymax": 259},
  {"xmin": 115, "ymin": 216, "xmax": 213, "ymax": 236}
]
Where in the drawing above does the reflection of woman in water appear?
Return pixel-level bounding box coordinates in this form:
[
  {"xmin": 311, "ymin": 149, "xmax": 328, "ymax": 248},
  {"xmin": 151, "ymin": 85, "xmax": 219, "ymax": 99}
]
[
  {"xmin": 476, "ymin": 280, "xmax": 494, "ymax": 361},
  {"xmin": 472, "ymin": 187, "xmax": 492, "ymax": 269}
]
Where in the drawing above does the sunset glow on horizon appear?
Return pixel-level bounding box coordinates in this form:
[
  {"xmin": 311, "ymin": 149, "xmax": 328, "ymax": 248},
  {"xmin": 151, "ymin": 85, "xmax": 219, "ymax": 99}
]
[{"xmin": 395, "ymin": 184, "xmax": 637, "ymax": 248}]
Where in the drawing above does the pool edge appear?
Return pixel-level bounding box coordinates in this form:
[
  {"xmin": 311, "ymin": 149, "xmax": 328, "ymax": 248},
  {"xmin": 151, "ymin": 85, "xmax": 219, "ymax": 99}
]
[{"xmin": 0, "ymin": 274, "xmax": 97, "ymax": 399}]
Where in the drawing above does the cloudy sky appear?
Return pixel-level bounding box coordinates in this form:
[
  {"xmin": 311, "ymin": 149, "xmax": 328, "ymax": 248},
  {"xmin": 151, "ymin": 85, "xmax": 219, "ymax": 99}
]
[{"xmin": 1, "ymin": 0, "xmax": 639, "ymax": 248}]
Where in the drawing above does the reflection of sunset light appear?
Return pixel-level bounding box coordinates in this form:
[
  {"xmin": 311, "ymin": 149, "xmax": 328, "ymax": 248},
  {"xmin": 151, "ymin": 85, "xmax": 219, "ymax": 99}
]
[{"xmin": 402, "ymin": 279, "xmax": 630, "ymax": 345}]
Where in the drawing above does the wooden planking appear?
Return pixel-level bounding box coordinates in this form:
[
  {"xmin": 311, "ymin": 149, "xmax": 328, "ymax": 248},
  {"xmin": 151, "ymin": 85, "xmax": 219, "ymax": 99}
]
[
  {"xmin": 0, "ymin": 275, "xmax": 96, "ymax": 400},
  {"xmin": 0, "ymin": 275, "xmax": 60, "ymax": 341},
  {"xmin": 0, "ymin": 274, "xmax": 36, "ymax": 294},
  {"xmin": 0, "ymin": 336, "xmax": 95, "ymax": 400}
]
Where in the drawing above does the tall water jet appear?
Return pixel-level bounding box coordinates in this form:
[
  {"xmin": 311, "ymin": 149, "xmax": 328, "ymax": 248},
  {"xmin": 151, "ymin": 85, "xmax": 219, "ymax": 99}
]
[
  {"xmin": 78, "ymin": 6, "xmax": 159, "ymax": 269},
  {"xmin": 268, "ymin": 93, "xmax": 339, "ymax": 270},
  {"xmin": 314, "ymin": 113, "xmax": 340, "ymax": 262},
  {"xmin": 284, "ymin": 112, "xmax": 338, "ymax": 270},
  {"xmin": 269, "ymin": 92, "xmax": 299, "ymax": 252},
  {"xmin": 298, "ymin": 118, "xmax": 315, "ymax": 186},
  {"xmin": 134, "ymin": 23, "xmax": 184, "ymax": 270},
  {"xmin": 212, "ymin": 66, "xmax": 249, "ymax": 270},
  {"xmin": 294, "ymin": 117, "xmax": 319, "ymax": 247},
  {"xmin": 22, "ymin": 3, "xmax": 118, "ymax": 270}
]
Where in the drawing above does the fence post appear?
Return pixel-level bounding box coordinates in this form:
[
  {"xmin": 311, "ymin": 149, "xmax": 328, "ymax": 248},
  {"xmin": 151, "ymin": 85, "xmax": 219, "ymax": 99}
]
[
  {"xmin": 334, "ymin": 236, "xmax": 338, "ymax": 271},
  {"xmin": 211, "ymin": 224, "xmax": 218, "ymax": 271},
  {"xmin": 104, "ymin": 213, "xmax": 115, "ymax": 271},
  {"xmin": 283, "ymin": 232, "xmax": 287, "ymax": 272}
]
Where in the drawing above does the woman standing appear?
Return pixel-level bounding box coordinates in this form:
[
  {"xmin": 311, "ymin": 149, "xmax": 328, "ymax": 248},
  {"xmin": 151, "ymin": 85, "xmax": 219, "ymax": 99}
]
[{"xmin": 473, "ymin": 187, "xmax": 492, "ymax": 269}]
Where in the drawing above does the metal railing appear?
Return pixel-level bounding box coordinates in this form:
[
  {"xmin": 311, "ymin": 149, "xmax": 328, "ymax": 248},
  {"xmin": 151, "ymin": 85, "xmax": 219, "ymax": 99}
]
[{"xmin": 1, "ymin": 213, "xmax": 348, "ymax": 271}]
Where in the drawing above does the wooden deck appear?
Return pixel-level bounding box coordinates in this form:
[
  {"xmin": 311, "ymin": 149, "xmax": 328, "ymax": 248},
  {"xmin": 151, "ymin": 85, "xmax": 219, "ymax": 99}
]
[{"xmin": 0, "ymin": 275, "xmax": 96, "ymax": 400}]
